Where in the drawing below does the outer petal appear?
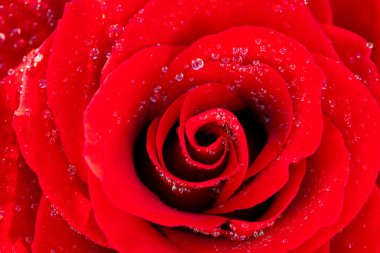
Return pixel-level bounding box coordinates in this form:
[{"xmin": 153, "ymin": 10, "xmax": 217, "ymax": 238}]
[
  {"xmin": 329, "ymin": 0, "xmax": 380, "ymax": 68},
  {"xmin": 330, "ymin": 187, "xmax": 380, "ymax": 253},
  {"xmin": 32, "ymin": 196, "xmax": 114, "ymax": 253},
  {"xmin": 0, "ymin": 60, "xmax": 41, "ymax": 252},
  {"xmin": 292, "ymin": 55, "xmax": 380, "ymax": 252},
  {"xmin": 46, "ymin": 0, "xmax": 146, "ymax": 181},
  {"xmin": 13, "ymin": 37, "xmax": 107, "ymax": 245},
  {"xmin": 307, "ymin": 0, "xmax": 333, "ymax": 24},
  {"xmin": 0, "ymin": 0, "xmax": 68, "ymax": 78},
  {"xmin": 103, "ymin": 0, "xmax": 338, "ymax": 80}
]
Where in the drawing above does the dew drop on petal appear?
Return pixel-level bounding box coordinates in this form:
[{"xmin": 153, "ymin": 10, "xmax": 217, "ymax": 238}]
[
  {"xmin": 50, "ymin": 205, "xmax": 58, "ymax": 216},
  {"xmin": 153, "ymin": 85, "xmax": 162, "ymax": 93},
  {"xmin": 191, "ymin": 58, "xmax": 204, "ymax": 70},
  {"xmin": 38, "ymin": 79, "xmax": 47, "ymax": 89},
  {"xmin": 273, "ymin": 4, "xmax": 283, "ymax": 13},
  {"xmin": 90, "ymin": 48, "xmax": 100, "ymax": 60},
  {"xmin": 107, "ymin": 24, "xmax": 123, "ymax": 40},
  {"xmin": 253, "ymin": 230, "xmax": 264, "ymax": 238},
  {"xmin": 211, "ymin": 53, "xmax": 220, "ymax": 59},
  {"xmin": 24, "ymin": 236, "xmax": 32, "ymax": 245},
  {"xmin": 175, "ymin": 73, "xmax": 184, "ymax": 81},
  {"xmin": 34, "ymin": 53, "xmax": 43, "ymax": 64},
  {"xmin": 67, "ymin": 164, "xmax": 77, "ymax": 176},
  {"xmin": 149, "ymin": 96, "xmax": 157, "ymax": 103},
  {"xmin": 14, "ymin": 205, "xmax": 22, "ymax": 212},
  {"xmin": 255, "ymin": 38, "xmax": 262, "ymax": 45},
  {"xmin": 289, "ymin": 64, "xmax": 296, "ymax": 71},
  {"xmin": 366, "ymin": 42, "xmax": 374, "ymax": 49},
  {"xmin": 7, "ymin": 68, "xmax": 14, "ymax": 75},
  {"xmin": 0, "ymin": 32, "xmax": 6, "ymax": 47}
]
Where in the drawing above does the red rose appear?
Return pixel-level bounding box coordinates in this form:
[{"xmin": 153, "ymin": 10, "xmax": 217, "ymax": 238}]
[{"xmin": 2, "ymin": 0, "xmax": 380, "ymax": 252}]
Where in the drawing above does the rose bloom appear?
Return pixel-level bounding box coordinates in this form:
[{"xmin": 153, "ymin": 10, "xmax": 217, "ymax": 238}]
[{"xmin": 1, "ymin": 0, "xmax": 380, "ymax": 252}]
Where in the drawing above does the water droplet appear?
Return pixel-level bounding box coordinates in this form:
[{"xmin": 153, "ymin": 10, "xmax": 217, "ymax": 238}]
[
  {"xmin": 115, "ymin": 4, "xmax": 123, "ymax": 12},
  {"xmin": 10, "ymin": 27, "xmax": 22, "ymax": 37},
  {"xmin": 212, "ymin": 231, "xmax": 221, "ymax": 237},
  {"xmin": 366, "ymin": 42, "xmax": 374, "ymax": 49},
  {"xmin": 253, "ymin": 230, "xmax": 264, "ymax": 238},
  {"xmin": 240, "ymin": 47, "xmax": 248, "ymax": 55},
  {"xmin": 43, "ymin": 109, "xmax": 52, "ymax": 119},
  {"xmin": 136, "ymin": 16, "xmax": 144, "ymax": 24},
  {"xmin": 90, "ymin": 48, "xmax": 100, "ymax": 60},
  {"xmin": 0, "ymin": 208, "xmax": 4, "ymax": 220},
  {"xmin": 161, "ymin": 66, "xmax": 168, "ymax": 73},
  {"xmin": 50, "ymin": 205, "xmax": 58, "ymax": 216},
  {"xmin": 289, "ymin": 64, "xmax": 296, "ymax": 71},
  {"xmin": 38, "ymin": 79, "xmax": 47, "ymax": 89},
  {"xmin": 191, "ymin": 58, "xmax": 204, "ymax": 70},
  {"xmin": 304, "ymin": 0, "xmax": 308, "ymax": 4},
  {"xmin": 107, "ymin": 24, "xmax": 123, "ymax": 40},
  {"xmin": 253, "ymin": 60, "xmax": 260, "ymax": 65},
  {"xmin": 0, "ymin": 32, "xmax": 5, "ymax": 47},
  {"xmin": 67, "ymin": 165, "xmax": 77, "ymax": 176},
  {"xmin": 34, "ymin": 53, "xmax": 43, "ymax": 64},
  {"xmin": 279, "ymin": 47, "xmax": 287, "ymax": 55},
  {"xmin": 221, "ymin": 57, "xmax": 230, "ymax": 64},
  {"xmin": 174, "ymin": 73, "xmax": 184, "ymax": 81},
  {"xmin": 7, "ymin": 68, "xmax": 14, "ymax": 75},
  {"xmin": 255, "ymin": 38, "xmax": 262, "ymax": 45},
  {"xmin": 211, "ymin": 53, "xmax": 220, "ymax": 59},
  {"xmin": 153, "ymin": 85, "xmax": 162, "ymax": 93},
  {"xmin": 14, "ymin": 205, "xmax": 22, "ymax": 212},
  {"xmin": 273, "ymin": 4, "xmax": 283, "ymax": 13},
  {"xmin": 24, "ymin": 236, "xmax": 32, "ymax": 244},
  {"xmin": 149, "ymin": 96, "xmax": 157, "ymax": 103}
]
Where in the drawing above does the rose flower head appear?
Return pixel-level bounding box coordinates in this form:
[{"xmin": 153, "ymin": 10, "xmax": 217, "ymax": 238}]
[{"xmin": 1, "ymin": 0, "xmax": 380, "ymax": 252}]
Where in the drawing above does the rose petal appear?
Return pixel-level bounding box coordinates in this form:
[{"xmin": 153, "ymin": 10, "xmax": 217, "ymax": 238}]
[
  {"xmin": 88, "ymin": 172, "xmax": 182, "ymax": 253},
  {"xmin": 330, "ymin": 187, "xmax": 380, "ymax": 252},
  {"xmin": 306, "ymin": 0, "xmax": 333, "ymax": 24},
  {"xmin": 291, "ymin": 55, "xmax": 380, "ymax": 252},
  {"xmin": 313, "ymin": 242, "xmax": 330, "ymax": 253},
  {"xmin": 103, "ymin": 0, "xmax": 338, "ymax": 80},
  {"xmin": 0, "ymin": 57, "xmax": 40, "ymax": 252},
  {"xmin": 13, "ymin": 37, "xmax": 107, "ymax": 245},
  {"xmin": 222, "ymin": 159, "xmax": 307, "ymax": 238},
  {"xmin": 0, "ymin": 0, "xmax": 68, "ymax": 78},
  {"xmin": 46, "ymin": 0, "xmax": 146, "ymax": 181},
  {"xmin": 32, "ymin": 196, "xmax": 114, "ymax": 253},
  {"xmin": 322, "ymin": 24, "xmax": 379, "ymax": 86},
  {"xmin": 329, "ymin": 0, "xmax": 380, "ymax": 68}
]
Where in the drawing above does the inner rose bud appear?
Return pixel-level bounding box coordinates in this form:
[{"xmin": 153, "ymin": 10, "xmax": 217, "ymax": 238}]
[{"xmin": 135, "ymin": 83, "xmax": 270, "ymax": 213}]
